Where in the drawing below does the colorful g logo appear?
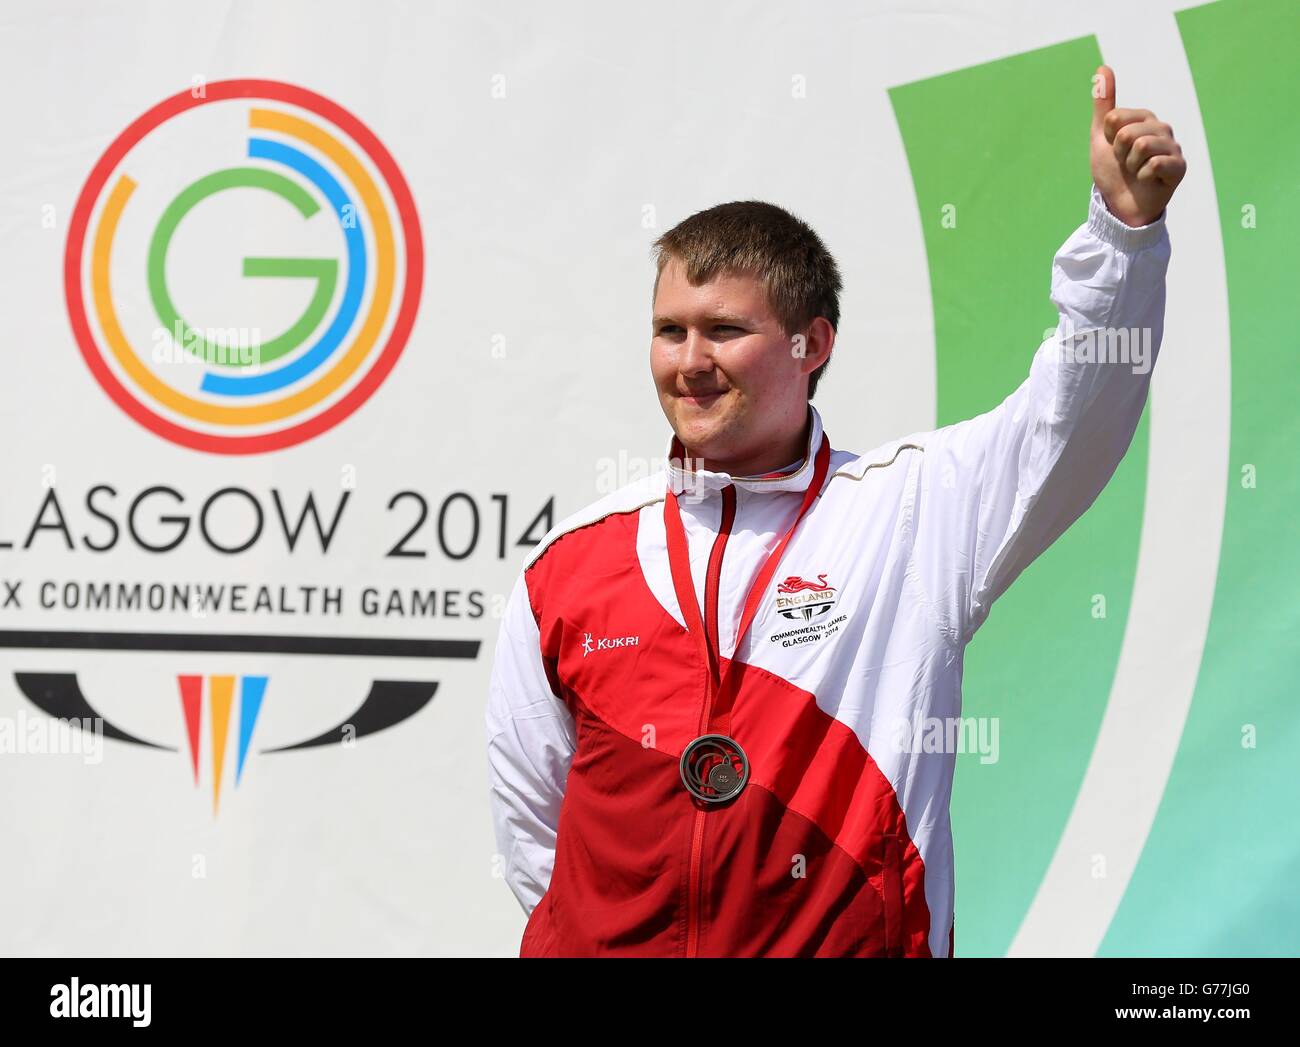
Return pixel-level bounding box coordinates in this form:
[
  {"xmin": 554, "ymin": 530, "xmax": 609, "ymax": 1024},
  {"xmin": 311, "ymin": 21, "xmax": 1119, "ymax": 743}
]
[{"xmin": 64, "ymin": 79, "xmax": 422, "ymax": 454}]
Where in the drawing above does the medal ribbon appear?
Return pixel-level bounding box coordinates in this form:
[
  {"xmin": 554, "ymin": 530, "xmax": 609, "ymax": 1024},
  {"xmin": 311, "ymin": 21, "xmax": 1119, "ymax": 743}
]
[{"xmin": 664, "ymin": 435, "xmax": 831, "ymax": 739}]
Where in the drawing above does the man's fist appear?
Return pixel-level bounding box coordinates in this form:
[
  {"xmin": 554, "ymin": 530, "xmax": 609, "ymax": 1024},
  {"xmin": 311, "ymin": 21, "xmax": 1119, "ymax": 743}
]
[{"xmin": 1090, "ymin": 64, "xmax": 1187, "ymax": 227}]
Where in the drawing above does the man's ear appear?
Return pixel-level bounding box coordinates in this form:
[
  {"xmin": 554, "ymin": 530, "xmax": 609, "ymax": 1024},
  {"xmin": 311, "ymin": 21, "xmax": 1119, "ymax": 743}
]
[{"xmin": 800, "ymin": 316, "xmax": 835, "ymax": 369}]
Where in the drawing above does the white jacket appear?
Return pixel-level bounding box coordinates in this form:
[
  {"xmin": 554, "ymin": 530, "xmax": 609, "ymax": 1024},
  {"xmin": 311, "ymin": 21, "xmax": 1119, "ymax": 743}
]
[{"xmin": 486, "ymin": 183, "xmax": 1170, "ymax": 957}]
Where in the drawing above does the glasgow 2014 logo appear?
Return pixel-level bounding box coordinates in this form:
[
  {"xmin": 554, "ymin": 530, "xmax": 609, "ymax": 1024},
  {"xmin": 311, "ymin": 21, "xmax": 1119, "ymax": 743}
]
[{"xmin": 64, "ymin": 79, "xmax": 423, "ymax": 454}]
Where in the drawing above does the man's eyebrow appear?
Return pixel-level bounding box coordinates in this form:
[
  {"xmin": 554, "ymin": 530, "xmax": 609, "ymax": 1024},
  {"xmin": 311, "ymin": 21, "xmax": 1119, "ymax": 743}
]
[{"xmin": 652, "ymin": 313, "xmax": 754, "ymax": 327}]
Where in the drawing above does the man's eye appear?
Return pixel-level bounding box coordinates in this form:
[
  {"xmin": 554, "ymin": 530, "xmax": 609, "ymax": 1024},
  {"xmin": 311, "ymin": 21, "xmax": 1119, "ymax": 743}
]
[{"xmin": 656, "ymin": 324, "xmax": 742, "ymax": 335}]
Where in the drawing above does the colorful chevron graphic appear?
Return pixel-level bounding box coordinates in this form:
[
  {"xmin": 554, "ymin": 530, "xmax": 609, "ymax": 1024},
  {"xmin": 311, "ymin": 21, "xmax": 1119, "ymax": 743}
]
[{"xmin": 177, "ymin": 674, "xmax": 268, "ymax": 814}]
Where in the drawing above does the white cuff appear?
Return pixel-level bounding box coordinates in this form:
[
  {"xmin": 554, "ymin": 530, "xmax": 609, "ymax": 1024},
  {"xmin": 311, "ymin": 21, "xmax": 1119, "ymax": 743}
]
[{"xmin": 1086, "ymin": 182, "xmax": 1167, "ymax": 251}]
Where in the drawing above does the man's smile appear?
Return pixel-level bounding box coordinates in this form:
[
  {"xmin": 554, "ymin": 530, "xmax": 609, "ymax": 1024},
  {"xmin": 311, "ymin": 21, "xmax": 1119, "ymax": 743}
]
[{"xmin": 679, "ymin": 389, "xmax": 728, "ymax": 407}]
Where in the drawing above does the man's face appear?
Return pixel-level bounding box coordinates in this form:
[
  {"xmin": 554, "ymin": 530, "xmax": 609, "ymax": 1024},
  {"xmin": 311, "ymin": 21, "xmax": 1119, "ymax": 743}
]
[{"xmin": 651, "ymin": 257, "xmax": 818, "ymax": 472}]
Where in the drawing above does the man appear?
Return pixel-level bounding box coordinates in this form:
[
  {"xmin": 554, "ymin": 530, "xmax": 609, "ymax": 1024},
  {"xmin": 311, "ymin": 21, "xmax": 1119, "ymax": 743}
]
[{"xmin": 485, "ymin": 64, "xmax": 1184, "ymax": 957}]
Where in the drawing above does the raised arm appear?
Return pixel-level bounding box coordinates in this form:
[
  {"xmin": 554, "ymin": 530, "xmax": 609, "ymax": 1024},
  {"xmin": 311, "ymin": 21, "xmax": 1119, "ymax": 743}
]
[
  {"xmin": 906, "ymin": 65, "xmax": 1184, "ymax": 647},
  {"xmin": 485, "ymin": 568, "xmax": 575, "ymax": 915}
]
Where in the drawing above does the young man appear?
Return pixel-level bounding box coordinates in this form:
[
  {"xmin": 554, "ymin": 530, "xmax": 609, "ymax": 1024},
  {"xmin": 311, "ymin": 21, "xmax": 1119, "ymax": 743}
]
[{"xmin": 485, "ymin": 65, "xmax": 1185, "ymax": 957}]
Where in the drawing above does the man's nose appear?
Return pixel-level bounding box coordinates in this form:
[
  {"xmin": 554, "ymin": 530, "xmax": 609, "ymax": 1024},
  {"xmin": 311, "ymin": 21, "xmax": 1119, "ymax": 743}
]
[{"xmin": 680, "ymin": 329, "xmax": 715, "ymax": 374}]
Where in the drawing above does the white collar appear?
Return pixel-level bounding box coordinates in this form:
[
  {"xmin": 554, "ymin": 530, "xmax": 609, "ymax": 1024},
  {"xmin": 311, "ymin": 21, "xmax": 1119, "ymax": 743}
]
[{"xmin": 665, "ymin": 404, "xmax": 826, "ymax": 498}]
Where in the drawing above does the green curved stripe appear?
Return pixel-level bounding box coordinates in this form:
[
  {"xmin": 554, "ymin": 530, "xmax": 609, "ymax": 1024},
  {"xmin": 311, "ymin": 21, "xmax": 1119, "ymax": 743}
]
[
  {"xmin": 1100, "ymin": 0, "xmax": 1300, "ymax": 957},
  {"xmin": 147, "ymin": 167, "xmax": 337, "ymax": 368},
  {"xmin": 890, "ymin": 37, "xmax": 1149, "ymax": 957}
]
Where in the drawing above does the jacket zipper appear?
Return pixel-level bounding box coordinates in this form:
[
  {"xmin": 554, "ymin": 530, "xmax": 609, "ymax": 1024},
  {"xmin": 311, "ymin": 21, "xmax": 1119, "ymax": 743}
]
[{"xmin": 685, "ymin": 484, "xmax": 736, "ymax": 958}]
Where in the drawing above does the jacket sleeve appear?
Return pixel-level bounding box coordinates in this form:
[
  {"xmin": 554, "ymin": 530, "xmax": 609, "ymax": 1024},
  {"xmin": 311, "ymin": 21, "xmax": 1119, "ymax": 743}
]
[
  {"xmin": 484, "ymin": 567, "xmax": 576, "ymax": 916},
  {"xmin": 907, "ymin": 182, "xmax": 1171, "ymax": 646}
]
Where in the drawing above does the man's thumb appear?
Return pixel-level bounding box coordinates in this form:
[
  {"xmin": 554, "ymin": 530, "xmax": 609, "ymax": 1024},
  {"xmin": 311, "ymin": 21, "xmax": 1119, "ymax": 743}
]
[{"xmin": 1091, "ymin": 64, "xmax": 1115, "ymax": 135}]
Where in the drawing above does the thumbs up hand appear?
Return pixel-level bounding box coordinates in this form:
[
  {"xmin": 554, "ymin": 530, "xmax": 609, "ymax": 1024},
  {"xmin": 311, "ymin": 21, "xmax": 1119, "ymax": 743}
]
[{"xmin": 1090, "ymin": 64, "xmax": 1186, "ymax": 227}]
